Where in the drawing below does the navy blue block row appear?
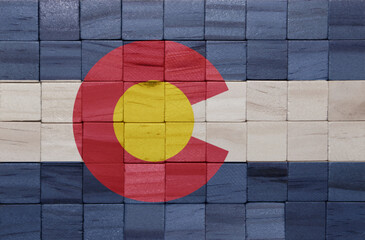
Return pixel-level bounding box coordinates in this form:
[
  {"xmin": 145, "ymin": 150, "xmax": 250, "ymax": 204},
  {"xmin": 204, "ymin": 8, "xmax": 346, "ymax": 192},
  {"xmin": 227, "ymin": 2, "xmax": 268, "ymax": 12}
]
[
  {"xmin": 0, "ymin": 0, "xmax": 364, "ymax": 41},
  {"xmin": 3, "ymin": 202, "xmax": 365, "ymax": 240},
  {"xmin": 3, "ymin": 162, "xmax": 365, "ymax": 204},
  {"xmin": 0, "ymin": 40, "xmax": 364, "ymax": 80}
]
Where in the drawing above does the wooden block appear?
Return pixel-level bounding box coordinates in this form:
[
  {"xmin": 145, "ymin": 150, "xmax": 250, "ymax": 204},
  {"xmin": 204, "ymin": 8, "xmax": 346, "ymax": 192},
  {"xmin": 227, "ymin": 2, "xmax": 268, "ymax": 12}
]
[
  {"xmin": 206, "ymin": 82, "xmax": 246, "ymax": 122},
  {"xmin": 124, "ymin": 164, "xmax": 165, "ymax": 203},
  {"xmin": 40, "ymin": 41, "xmax": 81, "ymax": 80},
  {"xmin": 42, "ymin": 82, "xmax": 81, "ymax": 122},
  {"xmin": 207, "ymin": 122, "xmax": 246, "ymax": 162},
  {"xmin": 124, "ymin": 204, "xmax": 165, "ymax": 240},
  {"xmin": 246, "ymin": 0, "xmax": 287, "ymax": 39},
  {"xmin": 42, "ymin": 204, "xmax": 83, "ymax": 240},
  {"xmin": 0, "ymin": 41, "xmax": 39, "ymax": 80},
  {"xmin": 247, "ymin": 40, "xmax": 288, "ymax": 80},
  {"xmin": 80, "ymin": 0, "xmax": 121, "ymax": 39},
  {"xmin": 288, "ymin": 81, "xmax": 328, "ymax": 120},
  {"xmin": 247, "ymin": 122, "xmax": 287, "ymax": 161},
  {"xmin": 0, "ymin": 163, "xmax": 40, "ymax": 203},
  {"xmin": 206, "ymin": 204, "xmax": 246, "ymax": 240},
  {"xmin": 246, "ymin": 203, "xmax": 285, "ymax": 240},
  {"xmin": 248, "ymin": 162, "xmax": 288, "ymax": 201},
  {"xmin": 286, "ymin": 202, "xmax": 326, "ymax": 240},
  {"xmin": 247, "ymin": 81, "xmax": 287, "ymax": 121},
  {"xmin": 329, "ymin": 122, "xmax": 365, "ymax": 161},
  {"xmin": 165, "ymin": 204, "xmax": 205, "ymax": 240},
  {"xmin": 288, "ymin": 41, "xmax": 329, "ymax": 80},
  {"xmin": 41, "ymin": 124, "xmax": 82, "ymax": 162},
  {"xmin": 205, "ymin": 0, "xmax": 246, "ymax": 40},
  {"xmin": 327, "ymin": 202, "xmax": 365, "ymax": 239},
  {"xmin": 122, "ymin": 0, "xmax": 163, "ymax": 40},
  {"xmin": 0, "ymin": 205, "xmax": 41, "ymax": 240},
  {"xmin": 41, "ymin": 163, "xmax": 82, "ymax": 203},
  {"xmin": 288, "ymin": 122, "xmax": 328, "ymax": 161},
  {"xmin": 84, "ymin": 204, "xmax": 124, "ymax": 240},
  {"xmin": 164, "ymin": 0, "xmax": 204, "ymax": 40},
  {"xmin": 0, "ymin": 0, "xmax": 38, "ymax": 41},
  {"xmin": 329, "ymin": 81, "xmax": 365, "ymax": 120},
  {"xmin": 0, "ymin": 122, "xmax": 40, "ymax": 162},
  {"xmin": 329, "ymin": 162, "xmax": 365, "ymax": 201},
  {"xmin": 0, "ymin": 83, "xmax": 40, "ymax": 121},
  {"xmin": 40, "ymin": 0, "xmax": 79, "ymax": 40},
  {"xmin": 288, "ymin": 0, "xmax": 328, "ymax": 39},
  {"xmin": 288, "ymin": 162, "xmax": 328, "ymax": 202},
  {"xmin": 207, "ymin": 163, "xmax": 247, "ymax": 203}
]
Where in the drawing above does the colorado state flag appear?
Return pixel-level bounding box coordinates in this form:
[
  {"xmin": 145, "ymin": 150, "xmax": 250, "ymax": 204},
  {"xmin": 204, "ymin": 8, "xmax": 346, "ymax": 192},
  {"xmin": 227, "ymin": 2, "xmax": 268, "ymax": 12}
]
[{"xmin": 0, "ymin": 0, "xmax": 365, "ymax": 240}]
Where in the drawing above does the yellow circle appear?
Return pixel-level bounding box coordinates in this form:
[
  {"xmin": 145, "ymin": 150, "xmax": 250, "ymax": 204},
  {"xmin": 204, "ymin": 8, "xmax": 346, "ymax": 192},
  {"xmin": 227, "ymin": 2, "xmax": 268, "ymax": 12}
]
[{"xmin": 113, "ymin": 81, "xmax": 194, "ymax": 162}]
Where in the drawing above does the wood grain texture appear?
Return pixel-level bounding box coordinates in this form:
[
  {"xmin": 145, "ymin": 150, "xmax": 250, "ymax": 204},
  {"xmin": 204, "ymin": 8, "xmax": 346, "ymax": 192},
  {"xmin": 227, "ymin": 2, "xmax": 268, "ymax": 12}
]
[
  {"xmin": 247, "ymin": 81, "xmax": 287, "ymax": 121},
  {"xmin": 288, "ymin": 81, "xmax": 328, "ymax": 120},
  {"xmin": 288, "ymin": 0, "xmax": 328, "ymax": 39},
  {"xmin": 248, "ymin": 162, "xmax": 288, "ymax": 201},
  {"xmin": 40, "ymin": 0, "xmax": 79, "ymax": 40},
  {"xmin": 81, "ymin": 0, "xmax": 121, "ymax": 40},
  {"xmin": 0, "ymin": 83, "xmax": 40, "ymax": 121},
  {"xmin": 0, "ymin": 122, "xmax": 40, "ymax": 162},
  {"xmin": 205, "ymin": 0, "xmax": 246, "ymax": 40},
  {"xmin": 0, "ymin": 163, "xmax": 40, "ymax": 203}
]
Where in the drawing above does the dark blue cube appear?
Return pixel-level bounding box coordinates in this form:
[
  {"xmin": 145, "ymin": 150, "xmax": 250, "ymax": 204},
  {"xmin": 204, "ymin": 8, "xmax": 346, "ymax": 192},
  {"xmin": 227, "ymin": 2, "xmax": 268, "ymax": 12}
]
[
  {"xmin": 124, "ymin": 204, "xmax": 164, "ymax": 240},
  {"xmin": 41, "ymin": 163, "xmax": 82, "ymax": 203},
  {"xmin": 246, "ymin": 203, "xmax": 285, "ymax": 240},
  {"xmin": 0, "ymin": 41, "xmax": 39, "ymax": 80},
  {"xmin": 248, "ymin": 162, "xmax": 288, "ymax": 201},
  {"xmin": 84, "ymin": 204, "xmax": 124, "ymax": 240},
  {"xmin": 288, "ymin": 162, "xmax": 328, "ymax": 201},
  {"xmin": 122, "ymin": 0, "xmax": 163, "ymax": 40},
  {"xmin": 0, "ymin": 205, "xmax": 41, "ymax": 240},
  {"xmin": 40, "ymin": 41, "xmax": 81, "ymax": 80},
  {"xmin": 205, "ymin": 0, "xmax": 246, "ymax": 40},
  {"xmin": 207, "ymin": 163, "xmax": 247, "ymax": 203},
  {"xmin": 42, "ymin": 204, "xmax": 83, "ymax": 240},
  {"xmin": 206, "ymin": 204, "xmax": 246, "ymax": 240},
  {"xmin": 288, "ymin": 41, "xmax": 329, "ymax": 80},
  {"xmin": 329, "ymin": 0, "xmax": 365, "ymax": 39},
  {"xmin": 0, "ymin": 163, "xmax": 40, "ymax": 203},
  {"xmin": 329, "ymin": 40, "xmax": 365, "ymax": 80},
  {"xmin": 83, "ymin": 165, "xmax": 124, "ymax": 203},
  {"xmin": 164, "ymin": 0, "xmax": 205, "ymax": 40},
  {"xmin": 288, "ymin": 0, "xmax": 328, "ymax": 39},
  {"xmin": 206, "ymin": 41, "xmax": 246, "ymax": 81},
  {"xmin": 286, "ymin": 202, "xmax": 326, "ymax": 240},
  {"xmin": 329, "ymin": 162, "xmax": 365, "ymax": 201},
  {"xmin": 327, "ymin": 202, "xmax": 365, "ymax": 240},
  {"xmin": 40, "ymin": 0, "xmax": 79, "ymax": 40},
  {"xmin": 165, "ymin": 204, "xmax": 205, "ymax": 240},
  {"xmin": 81, "ymin": 0, "xmax": 121, "ymax": 39},
  {"xmin": 0, "ymin": 0, "xmax": 38, "ymax": 40},
  {"xmin": 246, "ymin": 0, "xmax": 287, "ymax": 39},
  {"xmin": 247, "ymin": 40, "xmax": 288, "ymax": 80},
  {"xmin": 82, "ymin": 40, "xmax": 124, "ymax": 80}
]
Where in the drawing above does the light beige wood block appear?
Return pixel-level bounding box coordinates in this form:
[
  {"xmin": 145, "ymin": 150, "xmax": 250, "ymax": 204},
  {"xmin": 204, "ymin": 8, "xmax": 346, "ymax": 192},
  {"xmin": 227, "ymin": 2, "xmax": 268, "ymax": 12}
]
[
  {"xmin": 41, "ymin": 123, "xmax": 82, "ymax": 162},
  {"xmin": 329, "ymin": 122, "xmax": 365, "ymax": 161},
  {"xmin": 42, "ymin": 82, "xmax": 81, "ymax": 122},
  {"xmin": 192, "ymin": 122, "xmax": 206, "ymax": 142},
  {"xmin": 207, "ymin": 122, "xmax": 247, "ymax": 162},
  {"xmin": 288, "ymin": 122, "xmax": 328, "ymax": 161},
  {"xmin": 206, "ymin": 82, "xmax": 246, "ymax": 122},
  {"xmin": 288, "ymin": 81, "xmax": 328, "ymax": 121},
  {"xmin": 247, "ymin": 122, "xmax": 287, "ymax": 161},
  {"xmin": 0, "ymin": 122, "xmax": 40, "ymax": 162},
  {"xmin": 0, "ymin": 83, "xmax": 40, "ymax": 121},
  {"xmin": 247, "ymin": 81, "xmax": 287, "ymax": 121},
  {"xmin": 329, "ymin": 81, "xmax": 365, "ymax": 120}
]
